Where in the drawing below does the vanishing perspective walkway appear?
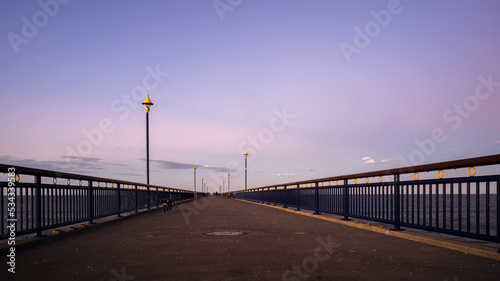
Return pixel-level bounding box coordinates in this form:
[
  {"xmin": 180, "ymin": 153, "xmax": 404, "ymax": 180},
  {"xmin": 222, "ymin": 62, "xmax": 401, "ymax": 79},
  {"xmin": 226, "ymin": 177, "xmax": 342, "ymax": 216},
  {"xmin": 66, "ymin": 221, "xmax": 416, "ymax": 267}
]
[{"xmin": 1, "ymin": 196, "xmax": 499, "ymax": 281}]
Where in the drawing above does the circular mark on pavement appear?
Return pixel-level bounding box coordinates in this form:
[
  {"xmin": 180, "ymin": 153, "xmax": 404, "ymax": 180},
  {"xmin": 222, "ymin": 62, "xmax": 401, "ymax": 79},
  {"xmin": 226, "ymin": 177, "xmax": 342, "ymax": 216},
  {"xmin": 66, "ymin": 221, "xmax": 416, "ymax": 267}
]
[{"xmin": 203, "ymin": 231, "xmax": 248, "ymax": 236}]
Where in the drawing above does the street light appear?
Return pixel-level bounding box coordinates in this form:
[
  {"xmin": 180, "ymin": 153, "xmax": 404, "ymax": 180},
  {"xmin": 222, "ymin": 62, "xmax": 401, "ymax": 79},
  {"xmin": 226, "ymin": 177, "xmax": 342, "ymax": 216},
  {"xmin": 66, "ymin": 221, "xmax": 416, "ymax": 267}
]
[
  {"xmin": 194, "ymin": 166, "xmax": 197, "ymax": 199},
  {"xmin": 228, "ymin": 173, "xmax": 230, "ymax": 193},
  {"xmin": 142, "ymin": 94, "xmax": 154, "ymax": 209},
  {"xmin": 201, "ymin": 177, "xmax": 204, "ymax": 194},
  {"xmin": 244, "ymin": 150, "xmax": 248, "ymax": 191}
]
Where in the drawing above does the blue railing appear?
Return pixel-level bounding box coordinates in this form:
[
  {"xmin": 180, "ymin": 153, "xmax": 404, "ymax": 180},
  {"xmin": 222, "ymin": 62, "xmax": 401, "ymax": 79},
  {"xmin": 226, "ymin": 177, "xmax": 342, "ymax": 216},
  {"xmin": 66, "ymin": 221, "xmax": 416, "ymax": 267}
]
[
  {"xmin": 234, "ymin": 155, "xmax": 500, "ymax": 243},
  {"xmin": 0, "ymin": 164, "xmax": 196, "ymax": 239}
]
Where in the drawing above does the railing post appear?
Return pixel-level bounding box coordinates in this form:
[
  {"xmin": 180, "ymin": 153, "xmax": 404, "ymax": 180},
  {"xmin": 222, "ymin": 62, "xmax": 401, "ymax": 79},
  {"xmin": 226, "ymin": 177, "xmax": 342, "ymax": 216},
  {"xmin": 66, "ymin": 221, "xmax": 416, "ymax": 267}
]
[
  {"xmin": 157, "ymin": 188, "xmax": 159, "ymax": 208},
  {"xmin": 88, "ymin": 180, "xmax": 95, "ymax": 224},
  {"xmin": 497, "ymin": 183, "xmax": 499, "ymax": 252},
  {"xmin": 313, "ymin": 183, "xmax": 320, "ymax": 215},
  {"xmin": 283, "ymin": 186, "xmax": 287, "ymax": 208},
  {"xmin": 391, "ymin": 174, "xmax": 404, "ymax": 231},
  {"xmin": 341, "ymin": 179, "xmax": 350, "ymax": 221},
  {"xmin": 296, "ymin": 185, "xmax": 301, "ymax": 211},
  {"xmin": 273, "ymin": 187, "xmax": 277, "ymax": 206},
  {"xmin": 135, "ymin": 185, "xmax": 138, "ymax": 214},
  {"xmin": 117, "ymin": 183, "xmax": 122, "ymax": 217},
  {"xmin": 30, "ymin": 175, "xmax": 45, "ymax": 238},
  {"xmin": 147, "ymin": 185, "xmax": 151, "ymax": 210}
]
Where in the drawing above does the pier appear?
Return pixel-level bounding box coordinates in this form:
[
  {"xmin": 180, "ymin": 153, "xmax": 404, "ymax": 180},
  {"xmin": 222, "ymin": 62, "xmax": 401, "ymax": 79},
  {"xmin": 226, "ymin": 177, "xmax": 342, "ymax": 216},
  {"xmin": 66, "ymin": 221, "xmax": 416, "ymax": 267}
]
[
  {"xmin": 1, "ymin": 196, "xmax": 499, "ymax": 280},
  {"xmin": 1, "ymin": 155, "xmax": 500, "ymax": 280}
]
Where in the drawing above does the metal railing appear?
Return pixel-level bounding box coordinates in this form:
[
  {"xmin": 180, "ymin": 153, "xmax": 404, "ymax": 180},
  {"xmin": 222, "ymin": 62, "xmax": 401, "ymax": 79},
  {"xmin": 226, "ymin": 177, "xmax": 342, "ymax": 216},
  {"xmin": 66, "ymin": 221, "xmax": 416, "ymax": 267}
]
[
  {"xmin": 234, "ymin": 155, "xmax": 500, "ymax": 243},
  {"xmin": 0, "ymin": 164, "xmax": 195, "ymax": 239}
]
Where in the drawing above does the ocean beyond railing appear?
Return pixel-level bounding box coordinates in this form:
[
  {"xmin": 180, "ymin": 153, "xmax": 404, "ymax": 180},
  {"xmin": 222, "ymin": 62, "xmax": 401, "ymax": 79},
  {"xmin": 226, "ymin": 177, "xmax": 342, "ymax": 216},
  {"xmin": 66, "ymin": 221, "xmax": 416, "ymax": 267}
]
[{"xmin": 233, "ymin": 155, "xmax": 500, "ymax": 243}]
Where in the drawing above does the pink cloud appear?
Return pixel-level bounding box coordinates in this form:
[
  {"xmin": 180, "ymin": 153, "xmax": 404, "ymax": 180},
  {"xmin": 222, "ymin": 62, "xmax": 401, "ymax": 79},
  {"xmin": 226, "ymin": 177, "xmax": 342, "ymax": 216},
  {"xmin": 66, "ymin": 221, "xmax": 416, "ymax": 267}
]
[
  {"xmin": 362, "ymin": 156, "xmax": 394, "ymax": 165},
  {"xmin": 274, "ymin": 174, "xmax": 296, "ymax": 177}
]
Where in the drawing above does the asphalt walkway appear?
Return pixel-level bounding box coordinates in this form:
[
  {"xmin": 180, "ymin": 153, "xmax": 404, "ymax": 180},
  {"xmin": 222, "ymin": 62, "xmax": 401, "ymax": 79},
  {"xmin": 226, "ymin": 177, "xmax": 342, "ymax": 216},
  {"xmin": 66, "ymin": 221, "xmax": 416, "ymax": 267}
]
[{"xmin": 1, "ymin": 196, "xmax": 499, "ymax": 280}]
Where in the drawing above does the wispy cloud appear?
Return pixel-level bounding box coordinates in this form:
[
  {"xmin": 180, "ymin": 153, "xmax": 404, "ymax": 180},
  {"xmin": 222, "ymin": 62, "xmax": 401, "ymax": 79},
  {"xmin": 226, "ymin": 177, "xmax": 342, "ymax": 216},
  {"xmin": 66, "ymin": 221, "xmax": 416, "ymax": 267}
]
[
  {"xmin": 150, "ymin": 159, "xmax": 237, "ymax": 173},
  {"xmin": 496, "ymin": 140, "xmax": 500, "ymax": 144},
  {"xmin": 274, "ymin": 173, "xmax": 296, "ymax": 177},
  {"xmin": 151, "ymin": 159, "xmax": 194, "ymax": 170},
  {"xmin": 0, "ymin": 155, "xmax": 121, "ymax": 173},
  {"xmin": 362, "ymin": 156, "xmax": 394, "ymax": 165},
  {"xmin": 116, "ymin": 171, "xmax": 144, "ymax": 177},
  {"xmin": 203, "ymin": 165, "xmax": 237, "ymax": 173},
  {"xmin": 362, "ymin": 156, "xmax": 376, "ymax": 165},
  {"xmin": 294, "ymin": 167, "xmax": 314, "ymax": 172},
  {"xmin": 62, "ymin": 155, "xmax": 103, "ymax": 163}
]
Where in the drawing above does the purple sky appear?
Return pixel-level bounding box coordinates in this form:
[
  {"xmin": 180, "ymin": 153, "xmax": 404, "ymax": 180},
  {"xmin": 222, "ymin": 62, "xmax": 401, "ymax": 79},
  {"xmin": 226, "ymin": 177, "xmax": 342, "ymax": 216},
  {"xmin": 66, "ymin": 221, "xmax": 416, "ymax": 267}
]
[{"xmin": 1, "ymin": 0, "xmax": 500, "ymax": 192}]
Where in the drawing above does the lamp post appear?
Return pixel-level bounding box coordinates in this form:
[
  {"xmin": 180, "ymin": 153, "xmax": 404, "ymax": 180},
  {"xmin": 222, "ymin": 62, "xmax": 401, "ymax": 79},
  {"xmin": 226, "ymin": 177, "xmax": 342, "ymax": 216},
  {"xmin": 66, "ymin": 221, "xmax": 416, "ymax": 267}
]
[
  {"xmin": 142, "ymin": 94, "xmax": 153, "ymax": 209},
  {"xmin": 194, "ymin": 166, "xmax": 197, "ymax": 199},
  {"xmin": 223, "ymin": 180, "xmax": 225, "ymax": 194},
  {"xmin": 228, "ymin": 173, "xmax": 230, "ymax": 193},
  {"xmin": 244, "ymin": 150, "xmax": 248, "ymax": 191},
  {"xmin": 201, "ymin": 177, "xmax": 204, "ymax": 194}
]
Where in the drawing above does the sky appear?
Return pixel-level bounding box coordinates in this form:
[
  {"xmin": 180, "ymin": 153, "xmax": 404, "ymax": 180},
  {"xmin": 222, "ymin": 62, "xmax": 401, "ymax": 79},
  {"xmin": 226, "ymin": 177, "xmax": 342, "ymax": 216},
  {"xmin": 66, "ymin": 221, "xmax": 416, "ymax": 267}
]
[{"xmin": 1, "ymin": 0, "xmax": 500, "ymax": 192}]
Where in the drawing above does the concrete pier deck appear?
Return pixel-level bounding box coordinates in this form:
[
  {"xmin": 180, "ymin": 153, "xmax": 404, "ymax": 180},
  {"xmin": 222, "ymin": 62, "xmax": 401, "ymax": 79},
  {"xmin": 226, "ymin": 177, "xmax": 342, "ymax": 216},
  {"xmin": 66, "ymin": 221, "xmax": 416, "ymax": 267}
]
[{"xmin": 1, "ymin": 196, "xmax": 499, "ymax": 281}]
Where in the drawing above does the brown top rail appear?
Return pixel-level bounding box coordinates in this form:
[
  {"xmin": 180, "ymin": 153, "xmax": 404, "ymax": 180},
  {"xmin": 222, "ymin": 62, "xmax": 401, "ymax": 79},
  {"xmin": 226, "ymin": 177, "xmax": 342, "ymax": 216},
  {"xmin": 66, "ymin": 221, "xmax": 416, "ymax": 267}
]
[
  {"xmin": 0, "ymin": 163, "xmax": 189, "ymax": 192},
  {"xmin": 240, "ymin": 154, "xmax": 500, "ymax": 192}
]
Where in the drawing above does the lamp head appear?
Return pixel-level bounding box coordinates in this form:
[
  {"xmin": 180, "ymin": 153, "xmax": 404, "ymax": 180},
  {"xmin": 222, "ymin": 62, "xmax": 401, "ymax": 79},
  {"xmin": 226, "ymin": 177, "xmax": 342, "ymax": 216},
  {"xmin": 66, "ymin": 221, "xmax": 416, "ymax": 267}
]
[
  {"xmin": 244, "ymin": 150, "xmax": 248, "ymax": 158},
  {"xmin": 142, "ymin": 94, "xmax": 154, "ymax": 113}
]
